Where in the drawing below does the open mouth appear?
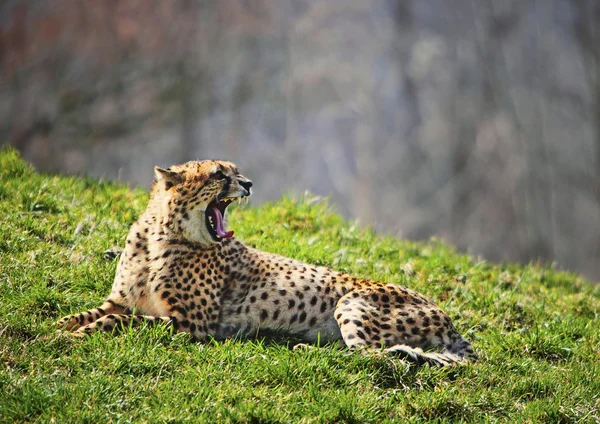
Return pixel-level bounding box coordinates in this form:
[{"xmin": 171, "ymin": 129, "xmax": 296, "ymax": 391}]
[{"xmin": 205, "ymin": 194, "xmax": 249, "ymax": 241}]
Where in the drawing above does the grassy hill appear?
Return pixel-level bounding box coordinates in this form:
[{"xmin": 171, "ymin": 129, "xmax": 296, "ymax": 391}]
[{"xmin": 0, "ymin": 147, "xmax": 598, "ymax": 423}]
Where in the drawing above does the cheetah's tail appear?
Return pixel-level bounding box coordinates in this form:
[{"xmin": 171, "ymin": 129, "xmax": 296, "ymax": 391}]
[{"xmin": 385, "ymin": 343, "xmax": 476, "ymax": 367}]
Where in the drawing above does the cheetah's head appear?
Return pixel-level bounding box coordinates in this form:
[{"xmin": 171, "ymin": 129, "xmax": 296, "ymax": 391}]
[{"xmin": 152, "ymin": 160, "xmax": 252, "ymax": 246}]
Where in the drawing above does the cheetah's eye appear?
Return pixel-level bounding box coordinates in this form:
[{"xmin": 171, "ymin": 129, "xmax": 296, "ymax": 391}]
[{"xmin": 213, "ymin": 170, "xmax": 226, "ymax": 180}]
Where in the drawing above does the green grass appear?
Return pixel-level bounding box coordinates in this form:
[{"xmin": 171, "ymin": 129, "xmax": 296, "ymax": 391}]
[{"xmin": 0, "ymin": 147, "xmax": 599, "ymax": 423}]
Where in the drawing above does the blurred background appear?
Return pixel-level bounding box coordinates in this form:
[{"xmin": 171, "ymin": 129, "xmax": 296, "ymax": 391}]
[{"xmin": 1, "ymin": 0, "xmax": 599, "ymax": 281}]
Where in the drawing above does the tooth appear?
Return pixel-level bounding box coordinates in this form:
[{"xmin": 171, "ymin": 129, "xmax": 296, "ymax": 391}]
[
  {"xmin": 245, "ymin": 197, "xmax": 248, "ymax": 205},
  {"xmin": 237, "ymin": 198, "xmax": 241, "ymax": 205}
]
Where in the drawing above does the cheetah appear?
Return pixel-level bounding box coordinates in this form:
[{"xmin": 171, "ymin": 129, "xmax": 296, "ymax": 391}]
[{"xmin": 58, "ymin": 160, "xmax": 477, "ymax": 366}]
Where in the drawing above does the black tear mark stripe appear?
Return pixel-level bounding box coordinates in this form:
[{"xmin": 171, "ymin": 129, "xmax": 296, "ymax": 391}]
[{"xmin": 222, "ymin": 179, "xmax": 231, "ymax": 197}]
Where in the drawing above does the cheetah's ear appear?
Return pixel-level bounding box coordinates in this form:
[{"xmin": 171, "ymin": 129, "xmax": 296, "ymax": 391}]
[{"xmin": 154, "ymin": 167, "xmax": 183, "ymax": 189}]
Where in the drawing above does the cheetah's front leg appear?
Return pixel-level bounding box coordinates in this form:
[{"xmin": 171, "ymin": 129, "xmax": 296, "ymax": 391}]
[
  {"xmin": 72, "ymin": 314, "xmax": 176, "ymax": 336},
  {"xmin": 57, "ymin": 299, "xmax": 127, "ymax": 331},
  {"xmin": 68, "ymin": 291, "xmax": 225, "ymax": 341},
  {"xmin": 65, "ymin": 304, "xmax": 221, "ymax": 341}
]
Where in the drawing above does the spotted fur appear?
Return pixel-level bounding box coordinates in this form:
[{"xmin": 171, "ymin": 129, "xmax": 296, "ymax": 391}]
[{"xmin": 58, "ymin": 160, "xmax": 477, "ymax": 366}]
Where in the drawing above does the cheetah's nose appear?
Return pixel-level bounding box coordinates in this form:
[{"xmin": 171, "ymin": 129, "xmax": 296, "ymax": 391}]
[{"xmin": 240, "ymin": 180, "xmax": 253, "ymax": 192}]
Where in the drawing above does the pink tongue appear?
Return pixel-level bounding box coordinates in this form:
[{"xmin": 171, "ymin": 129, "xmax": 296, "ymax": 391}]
[{"xmin": 211, "ymin": 206, "xmax": 234, "ymax": 238}]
